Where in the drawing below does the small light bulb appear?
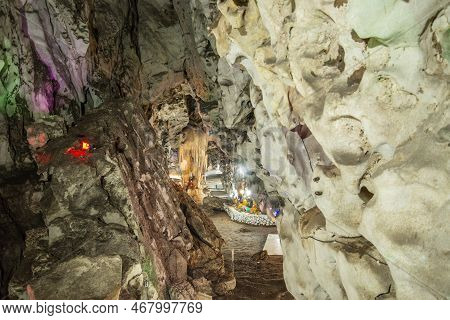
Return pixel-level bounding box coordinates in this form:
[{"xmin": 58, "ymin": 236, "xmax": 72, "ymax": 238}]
[{"xmin": 82, "ymin": 142, "xmax": 90, "ymax": 150}]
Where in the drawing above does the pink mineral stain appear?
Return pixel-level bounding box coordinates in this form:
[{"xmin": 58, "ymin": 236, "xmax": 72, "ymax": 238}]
[
  {"xmin": 27, "ymin": 128, "xmax": 49, "ymax": 149},
  {"xmin": 35, "ymin": 152, "xmax": 52, "ymax": 165}
]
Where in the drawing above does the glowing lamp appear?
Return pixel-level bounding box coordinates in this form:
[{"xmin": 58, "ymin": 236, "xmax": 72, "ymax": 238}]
[
  {"xmin": 65, "ymin": 138, "xmax": 93, "ymax": 160},
  {"xmin": 82, "ymin": 141, "xmax": 90, "ymax": 150}
]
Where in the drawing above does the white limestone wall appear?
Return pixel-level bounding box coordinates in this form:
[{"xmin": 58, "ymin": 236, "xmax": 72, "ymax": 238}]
[{"xmin": 213, "ymin": 0, "xmax": 450, "ymax": 299}]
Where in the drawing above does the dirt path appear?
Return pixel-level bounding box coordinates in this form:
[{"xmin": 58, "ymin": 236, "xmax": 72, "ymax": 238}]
[{"xmin": 210, "ymin": 211, "xmax": 293, "ymax": 300}]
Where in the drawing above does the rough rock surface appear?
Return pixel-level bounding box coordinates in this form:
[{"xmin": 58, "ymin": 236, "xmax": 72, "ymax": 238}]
[
  {"xmin": 213, "ymin": 0, "xmax": 450, "ymax": 299},
  {"xmin": 6, "ymin": 100, "xmax": 227, "ymax": 300},
  {"xmin": 31, "ymin": 255, "xmax": 123, "ymax": 300}
]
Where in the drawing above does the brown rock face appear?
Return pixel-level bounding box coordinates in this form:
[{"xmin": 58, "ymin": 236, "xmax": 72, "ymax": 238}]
[
  {"xmin": 6, "ymin": 100, "xmax": 227, "ymax": 299},
  {"xmin": 0, "ymin": 0, "xmax": 231, "ymax": 299}
]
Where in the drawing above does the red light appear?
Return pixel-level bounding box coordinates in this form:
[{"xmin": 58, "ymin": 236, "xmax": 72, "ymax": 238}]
[{"xmin": 65, "ymin": 139, "xmax": 93, "ymax": 160}]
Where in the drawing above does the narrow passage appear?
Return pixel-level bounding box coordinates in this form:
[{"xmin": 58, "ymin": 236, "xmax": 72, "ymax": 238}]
[{"xmin": 210, "ymin": 211, "xmax": 293, "ymax": 300}]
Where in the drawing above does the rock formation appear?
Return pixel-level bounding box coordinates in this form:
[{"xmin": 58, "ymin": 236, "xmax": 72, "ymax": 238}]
[
  {"xmin": 179, "ymin": 127, "xmax": 209, "ymax": 204},
  {"xmin": 0, "ymin": 0, "xmax": 448, "ymax": 300},
  {"xmin": 0, "ymin": 0, "xmax": 230, "ymax": 300},
  {"xmin": 212, "ymin": 0, "xmax": 449, "ymax": 299}
]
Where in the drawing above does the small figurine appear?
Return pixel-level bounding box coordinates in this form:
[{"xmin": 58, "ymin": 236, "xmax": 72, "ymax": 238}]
[
  {"xmin": 250, "ymin": 202, "xmax": 260, "ymax": 214},
  {"xmin": 273, "ymin": 209, "xmax": 281, "ymax": 217}
]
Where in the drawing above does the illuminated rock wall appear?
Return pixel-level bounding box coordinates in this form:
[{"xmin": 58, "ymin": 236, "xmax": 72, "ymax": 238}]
[
  {"xmin": 0, "ymin": 0, "xmax": 232, "ymax": 299},
  {"xmin": 213, "ymin": 0, "xmax": 450, "ymax": 299},
  {"xmin": 179, "ymin": 127, "xmax": 209, "ymax": 203},
  {"xmin": 6, "ymin": 100, "xmax": 227, "ymax": 299}
]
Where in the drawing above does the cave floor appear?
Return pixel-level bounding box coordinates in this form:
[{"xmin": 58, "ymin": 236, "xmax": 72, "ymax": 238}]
[{"xmin": 210, "ymin": 211, "xmax": 294, "ymax": 300}]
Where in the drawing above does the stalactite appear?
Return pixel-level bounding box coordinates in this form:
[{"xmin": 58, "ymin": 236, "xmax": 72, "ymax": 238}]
[{"xmin": 179, "ymin": 127, "xmax": 209, "ymax": 204}]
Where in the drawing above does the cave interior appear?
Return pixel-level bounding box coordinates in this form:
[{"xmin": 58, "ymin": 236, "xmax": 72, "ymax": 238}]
[{"xmin": 0, "ymin": 0, "xmax": 449, "ymax": 300}]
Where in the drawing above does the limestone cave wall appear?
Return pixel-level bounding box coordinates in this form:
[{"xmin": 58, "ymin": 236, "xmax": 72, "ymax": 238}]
[
  {"xmin": 0, "ymin": 0, "xmax": 230, "ymax": 299},
  {"xmin": 212, "ymin": 0, "xmax": 449, "ymax": 299}
]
